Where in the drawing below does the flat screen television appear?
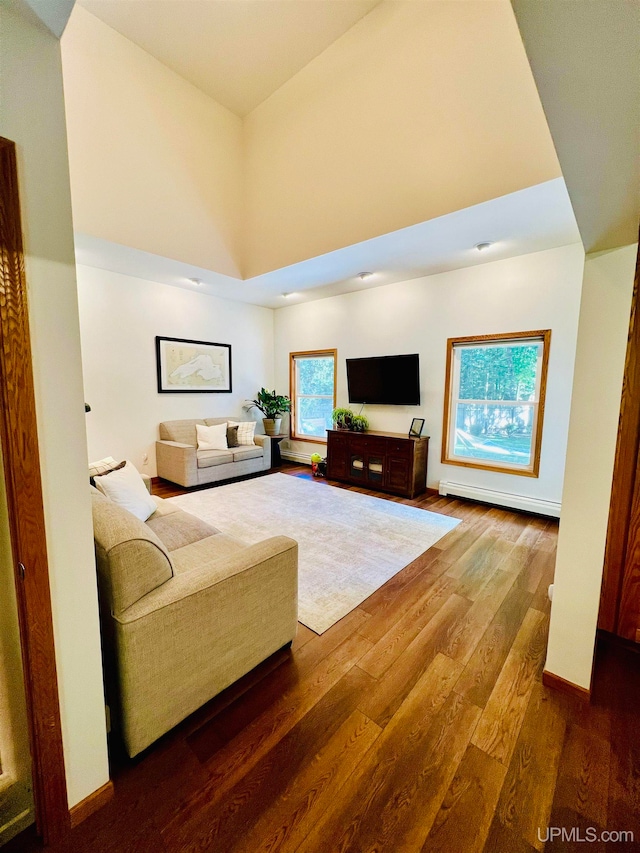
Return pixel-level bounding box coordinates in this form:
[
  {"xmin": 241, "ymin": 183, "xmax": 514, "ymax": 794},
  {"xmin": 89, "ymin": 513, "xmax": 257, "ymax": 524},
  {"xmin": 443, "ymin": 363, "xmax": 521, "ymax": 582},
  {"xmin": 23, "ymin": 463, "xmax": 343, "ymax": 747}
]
[{"xmin": 346, "ymin": 354, "xmax": 420, "ymax": 405}]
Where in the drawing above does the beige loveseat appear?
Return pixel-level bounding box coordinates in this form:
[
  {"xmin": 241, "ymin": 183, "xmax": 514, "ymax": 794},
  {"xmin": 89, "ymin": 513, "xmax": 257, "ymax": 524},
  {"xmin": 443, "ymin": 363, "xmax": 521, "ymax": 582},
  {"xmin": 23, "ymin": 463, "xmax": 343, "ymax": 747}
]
[
  {"xmin": 91, "ymin": 486, "xmax": 298, "ymax": 757},
  {"xmin": 156, "ymin": 417, "xmax": 271, "ymax": 488}
]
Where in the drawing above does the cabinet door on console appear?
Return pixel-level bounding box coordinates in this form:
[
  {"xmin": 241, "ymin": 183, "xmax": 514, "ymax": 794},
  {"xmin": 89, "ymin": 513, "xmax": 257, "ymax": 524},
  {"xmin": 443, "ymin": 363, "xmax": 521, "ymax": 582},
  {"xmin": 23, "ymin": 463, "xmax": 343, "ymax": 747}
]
[
  {"xmin": 386, "ymin": 455, "xmax": 411, "ymax": 492},
  {"xmin": 327, "ymin": 434, "xmax": 349, "ymax": 479}
]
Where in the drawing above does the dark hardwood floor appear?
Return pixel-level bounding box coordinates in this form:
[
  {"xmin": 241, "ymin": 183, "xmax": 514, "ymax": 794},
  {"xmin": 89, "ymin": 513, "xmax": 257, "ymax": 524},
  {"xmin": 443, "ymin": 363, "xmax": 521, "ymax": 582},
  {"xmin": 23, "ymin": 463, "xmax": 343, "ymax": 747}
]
[{"xmin": 9, "ymin": 465, "xmax": 640, "ymax": 852}]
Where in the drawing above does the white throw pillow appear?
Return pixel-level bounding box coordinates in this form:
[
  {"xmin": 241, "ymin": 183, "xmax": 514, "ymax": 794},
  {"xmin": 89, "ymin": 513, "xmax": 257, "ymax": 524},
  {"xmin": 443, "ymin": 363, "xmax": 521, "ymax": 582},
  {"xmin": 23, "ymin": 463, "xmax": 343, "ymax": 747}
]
[
  {"xmin": 196, "ymin": 422, "xmax": 228, "ymax": 451},
  {"xmin": 227, "ymin": 421, "xmax": 256, "ymax": 446},
  {"xmin": 94, "ymin": 460, "xmax": 157, "ymax": 522}
]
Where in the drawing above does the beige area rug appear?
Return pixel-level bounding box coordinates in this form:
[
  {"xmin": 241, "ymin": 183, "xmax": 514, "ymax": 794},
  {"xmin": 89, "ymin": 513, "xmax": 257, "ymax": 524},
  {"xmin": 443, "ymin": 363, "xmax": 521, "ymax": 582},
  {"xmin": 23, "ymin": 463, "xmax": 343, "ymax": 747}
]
[{"xmin": 168, "ymin": 473, "xmax": 460, "ymax": 634}]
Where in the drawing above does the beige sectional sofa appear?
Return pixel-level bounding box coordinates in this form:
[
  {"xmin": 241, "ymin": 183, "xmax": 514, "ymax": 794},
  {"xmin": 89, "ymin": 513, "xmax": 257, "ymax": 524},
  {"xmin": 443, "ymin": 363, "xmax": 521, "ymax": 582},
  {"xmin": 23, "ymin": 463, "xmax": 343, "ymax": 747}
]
[
  {"xmin": 91, "ymin": 485, "xmax": 298, "ymax": 757},
  {"xmin": 156, "ymin": 417, "xmax": 271, "ymax": 488}
]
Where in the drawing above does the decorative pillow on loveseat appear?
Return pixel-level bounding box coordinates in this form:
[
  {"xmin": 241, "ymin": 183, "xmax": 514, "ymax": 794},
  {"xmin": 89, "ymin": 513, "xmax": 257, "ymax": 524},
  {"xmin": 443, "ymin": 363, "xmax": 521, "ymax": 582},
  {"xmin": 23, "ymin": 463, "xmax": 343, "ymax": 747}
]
[
  {"xmin": 93, "ymin": 460, "xmax": 157, "ymax": 522},
  {"xmin": 196, "ymin": 422, "xmax": 228, "ymax": 451},
  {"xmin": 227, "ymin": 421, "xmax": 256, "ymax": 446},
  {"xmin": 226, "ymin": 425, "xmax": 239, "ymax": 447}
]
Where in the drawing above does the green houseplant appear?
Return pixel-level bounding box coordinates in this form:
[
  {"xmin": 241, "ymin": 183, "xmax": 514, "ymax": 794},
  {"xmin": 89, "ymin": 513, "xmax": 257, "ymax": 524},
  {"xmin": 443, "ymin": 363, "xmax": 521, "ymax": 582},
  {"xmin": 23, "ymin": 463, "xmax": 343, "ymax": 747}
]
[
  {"xmin": 332, "ymin": 407, "xmax": 354, "ymax": 430},
  {"xmin": 250, "ymin": 388, "xmax": 291, "ymax": 436},
  {"xmin": 351, "ymin": 414, "xmax": 369, "ymax": 433}
]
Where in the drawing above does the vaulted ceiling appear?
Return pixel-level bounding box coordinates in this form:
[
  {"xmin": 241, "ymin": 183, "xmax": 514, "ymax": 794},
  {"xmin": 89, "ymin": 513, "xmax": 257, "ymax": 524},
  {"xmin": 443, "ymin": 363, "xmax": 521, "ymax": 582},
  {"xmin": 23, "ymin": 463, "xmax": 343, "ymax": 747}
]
[
  {"xmin": 79, "ymin": 0, "xmax": 382, "ymax": 116},
  {"xmin": 57, "ymin": 0, "xmax": 638, "ymax": 306}
]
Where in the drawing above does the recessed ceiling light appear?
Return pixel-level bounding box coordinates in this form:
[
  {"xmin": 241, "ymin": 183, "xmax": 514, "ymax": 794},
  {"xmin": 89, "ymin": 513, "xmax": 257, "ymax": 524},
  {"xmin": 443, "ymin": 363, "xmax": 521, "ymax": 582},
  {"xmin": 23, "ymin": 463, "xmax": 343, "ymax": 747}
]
[
  {"xmin": 188, "ymin": 277, "xmax": 203, "ymax": 286},
  {"xmin": 358, "ymin": 271, "xmax": 374, "ymax": 280},
  {"xmin": 474, "ymin": 242, "xmax": 494, "ymax": 252}
]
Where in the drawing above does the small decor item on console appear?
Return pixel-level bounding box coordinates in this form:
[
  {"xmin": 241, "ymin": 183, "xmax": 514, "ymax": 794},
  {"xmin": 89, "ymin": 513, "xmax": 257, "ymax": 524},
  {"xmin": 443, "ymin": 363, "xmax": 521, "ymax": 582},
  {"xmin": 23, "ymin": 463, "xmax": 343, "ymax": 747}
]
[
  {"xmin": 409, "ymin": 417, "xmax": 425, "ymax": 438},
  {"xmin": 250, "ymin": 387, "xmax": 291, "ymax": 436}
]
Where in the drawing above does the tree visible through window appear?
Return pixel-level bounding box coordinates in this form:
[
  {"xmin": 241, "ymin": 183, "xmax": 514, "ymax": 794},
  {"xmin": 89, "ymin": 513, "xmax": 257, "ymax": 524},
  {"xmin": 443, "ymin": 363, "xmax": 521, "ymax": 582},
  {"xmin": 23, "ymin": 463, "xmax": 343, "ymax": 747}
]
[
  {"xmin": 290, "ymin": 350, "xmax": 337, "ymax": 441},
  {"xmin": 442, "ymin": 331, "xmax": 551, "ymax": 476}
]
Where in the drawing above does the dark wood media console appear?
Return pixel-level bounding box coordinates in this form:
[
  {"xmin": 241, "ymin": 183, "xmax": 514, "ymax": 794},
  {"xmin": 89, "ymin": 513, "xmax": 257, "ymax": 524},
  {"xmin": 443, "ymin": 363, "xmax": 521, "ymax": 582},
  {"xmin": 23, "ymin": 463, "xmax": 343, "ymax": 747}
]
[{"xmin": 326, "ymin": 429, "xmax": 429, "ymax": 498}]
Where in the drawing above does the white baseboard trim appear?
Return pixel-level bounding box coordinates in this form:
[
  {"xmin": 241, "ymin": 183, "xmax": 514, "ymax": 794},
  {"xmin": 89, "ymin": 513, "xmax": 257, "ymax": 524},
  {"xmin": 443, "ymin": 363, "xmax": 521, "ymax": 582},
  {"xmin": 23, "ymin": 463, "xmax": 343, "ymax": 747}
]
[
  {"xmin": 438, "ymin": 480, "xmax": 561, "ymax": 517},
  {"xmin": 281, "ymin": 450, "xmax": 312, "ymax": 465}
]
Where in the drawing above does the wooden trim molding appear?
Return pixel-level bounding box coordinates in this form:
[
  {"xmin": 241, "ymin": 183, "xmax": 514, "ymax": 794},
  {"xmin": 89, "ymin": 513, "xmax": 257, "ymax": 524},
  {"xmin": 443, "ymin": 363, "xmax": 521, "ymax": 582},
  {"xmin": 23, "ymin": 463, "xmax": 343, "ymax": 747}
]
[
  {"xmin": 542, "ymin": 670, "xmax": 591, "ymax": 703},
  {"xmin": 289, "ymin": 349, "xmax": 337, "ymax": 442},
  {"xmin": 600, "ymin": 242, "xmax": 640, "ymax": 635},
  {"xmin": 0, "ymin": 137, "xmax": 69, "ymax": 843},
  {"xmin": 441, "ymin": 330, "xmax": 551, "ymax": 478},
  {"xmin": 69, "ymin": 781, "xmax": 114, "ymax": 828}
]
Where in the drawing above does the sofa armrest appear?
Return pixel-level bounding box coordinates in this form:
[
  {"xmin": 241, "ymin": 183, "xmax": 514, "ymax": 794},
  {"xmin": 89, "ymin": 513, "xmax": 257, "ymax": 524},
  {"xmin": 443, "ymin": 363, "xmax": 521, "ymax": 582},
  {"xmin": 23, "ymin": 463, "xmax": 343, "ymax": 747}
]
[
  {"xmin": 112, "ymin": 535, "xmax": 298, "ymax": 755},
  {"xmin": 155, "ymin": 440, "xmax": 197, "ymax": 488},
  {"xmin": 117, "ymin": 535, "xmax": 298, "ymax": 623},
  {"xmin": 253, "ymin": 434, "xmax": 271, "ymax": 469}
]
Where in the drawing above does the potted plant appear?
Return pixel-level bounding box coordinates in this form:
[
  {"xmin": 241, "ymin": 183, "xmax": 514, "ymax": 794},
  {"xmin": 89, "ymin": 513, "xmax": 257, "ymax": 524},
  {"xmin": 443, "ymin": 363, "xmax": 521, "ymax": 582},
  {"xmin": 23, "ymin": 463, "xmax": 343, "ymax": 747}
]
[
  {"xmin": 351, "ymin": 414, "xmax": 369, "ymax": 433},
  {"xmin": 332, "ymin": 407, "xmax": 354, "ymax": 430},
  {"xmin": 250, "ymin": 388, "xmax": 291, "ymax": 436}
]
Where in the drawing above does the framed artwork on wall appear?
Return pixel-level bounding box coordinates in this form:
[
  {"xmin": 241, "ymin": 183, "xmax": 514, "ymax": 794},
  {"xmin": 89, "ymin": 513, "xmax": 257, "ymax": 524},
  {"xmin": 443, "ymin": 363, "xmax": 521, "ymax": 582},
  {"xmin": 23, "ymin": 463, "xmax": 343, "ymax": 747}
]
[{"xmin": 156, "ymin": 336, "xmax": 232, "ymax": 393}]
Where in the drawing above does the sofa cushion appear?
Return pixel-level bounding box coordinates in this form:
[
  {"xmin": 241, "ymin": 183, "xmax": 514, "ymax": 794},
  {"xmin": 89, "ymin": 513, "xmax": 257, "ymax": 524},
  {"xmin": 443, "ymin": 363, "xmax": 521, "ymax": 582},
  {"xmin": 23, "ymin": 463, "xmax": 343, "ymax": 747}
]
[
  {"xmin": 159, "ymin": 419, "xmax": 206, "ymax": 446},
  {"xmin": 197, "ymin": 449, "xmax": 234, "ymax": 468},
  {"xmin": 171, "ymin": 534, "xmax": 247, "ymax": 575},
  {"xmin": 146, "ymin": 510, "xmax": 220, "ymax": 552},
  {"xmin": 149, "ymin": 496, "xmax": 181, "ymax": 517},
  {"xmin": 231, "ymin": 445, "xmax": 263, "ymax": 462},
  {"xmin": 204, "ymin": 417, "xmax": 233, "ymax": 427},
  {"xmin": 91, "ymin": 489, "xmax": 173, "ymax": 614}
]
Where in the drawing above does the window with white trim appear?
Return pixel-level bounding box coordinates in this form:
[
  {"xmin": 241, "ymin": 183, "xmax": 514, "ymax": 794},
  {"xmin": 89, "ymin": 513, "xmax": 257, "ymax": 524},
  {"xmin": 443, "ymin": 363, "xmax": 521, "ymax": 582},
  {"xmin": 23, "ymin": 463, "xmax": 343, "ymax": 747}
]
[{"xmin": 442, "ymin": 331, "xmax": 551, "ymax": 476}]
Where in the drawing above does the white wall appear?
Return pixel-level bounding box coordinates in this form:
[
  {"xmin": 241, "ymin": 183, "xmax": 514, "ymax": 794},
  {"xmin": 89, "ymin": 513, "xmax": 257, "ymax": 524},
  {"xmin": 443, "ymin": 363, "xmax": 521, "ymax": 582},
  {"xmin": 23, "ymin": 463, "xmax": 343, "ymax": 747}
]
[
  {"xmin": 275, "ymin": 244, "xmax": 585, "ymax": 506},
  {"xmin": 61, "ymin": 6, "xmax": 243, "ymax": 278},
  {"xmin": 0, "ymin": 6, "xmax": 110, "ymax": 808},
  {"xmin": 76, "ymin": 265, "xmax": 275, "ymax": 474},
  {"xmin": 546, "ymin": 244, "xmax": 637, "ymax": 689},
  {"xmin": 244, "ymin": 0, "xmax": 561, "ymax": 277}
]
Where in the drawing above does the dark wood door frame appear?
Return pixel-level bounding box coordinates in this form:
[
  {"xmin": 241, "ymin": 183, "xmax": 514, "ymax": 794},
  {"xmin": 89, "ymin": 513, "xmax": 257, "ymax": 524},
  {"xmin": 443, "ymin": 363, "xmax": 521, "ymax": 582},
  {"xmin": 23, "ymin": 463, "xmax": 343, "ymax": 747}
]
[
  {"xmin": 0, "ymin": 137, "xmax": 69, "ymax": 842},
  {"xmin": 600, "ymin": 237, "xmax": 640, "ymax": 639}
]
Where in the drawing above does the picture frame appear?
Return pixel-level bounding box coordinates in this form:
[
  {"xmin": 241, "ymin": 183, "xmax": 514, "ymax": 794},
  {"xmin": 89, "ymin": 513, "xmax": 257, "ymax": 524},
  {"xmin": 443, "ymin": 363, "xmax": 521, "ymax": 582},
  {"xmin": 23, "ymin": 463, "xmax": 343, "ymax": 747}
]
[
  {"xmin": 409, "ymin": 417, "xmax": 425, "ymax": 438},
  {"xmin": 156, "ymin": 336, "xmax": 232, "ymax": 393}
]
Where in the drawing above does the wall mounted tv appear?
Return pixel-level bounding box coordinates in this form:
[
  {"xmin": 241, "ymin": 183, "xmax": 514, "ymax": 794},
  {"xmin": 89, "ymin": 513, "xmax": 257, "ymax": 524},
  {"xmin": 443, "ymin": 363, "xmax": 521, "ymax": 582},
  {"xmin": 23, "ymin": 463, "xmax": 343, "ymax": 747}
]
[{"xmin": 346, "ymin": 354, "xmax": 420, "ymax": 406}]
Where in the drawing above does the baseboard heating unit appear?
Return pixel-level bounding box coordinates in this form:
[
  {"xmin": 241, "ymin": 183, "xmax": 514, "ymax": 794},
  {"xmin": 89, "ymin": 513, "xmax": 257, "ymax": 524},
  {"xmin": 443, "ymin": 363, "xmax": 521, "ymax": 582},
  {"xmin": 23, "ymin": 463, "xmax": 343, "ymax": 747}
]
[
  {"xmin": 280, "ymin": 449, "xmax": 311, "ymax": 465},
  {"xmin": 438, "ymin": 481, "xmax": 560, "ymax": 518}
]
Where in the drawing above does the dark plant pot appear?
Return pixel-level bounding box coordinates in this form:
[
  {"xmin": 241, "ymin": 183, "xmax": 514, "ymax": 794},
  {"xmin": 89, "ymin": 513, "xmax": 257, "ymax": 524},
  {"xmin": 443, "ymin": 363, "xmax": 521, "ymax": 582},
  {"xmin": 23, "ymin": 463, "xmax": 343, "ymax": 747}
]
[{"xmin": 334, "ymin": 423, "xmax": 350, "ymax": 431}]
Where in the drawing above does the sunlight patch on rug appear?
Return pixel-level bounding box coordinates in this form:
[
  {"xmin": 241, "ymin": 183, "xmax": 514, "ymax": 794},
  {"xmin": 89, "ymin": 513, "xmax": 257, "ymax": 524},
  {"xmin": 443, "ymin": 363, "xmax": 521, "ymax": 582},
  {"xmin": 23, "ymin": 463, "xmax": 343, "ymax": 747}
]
[{"xmin": 168, "ymin": 473, "xmax": 460, "ymax": 634}]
